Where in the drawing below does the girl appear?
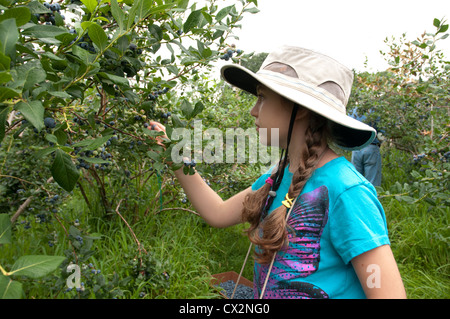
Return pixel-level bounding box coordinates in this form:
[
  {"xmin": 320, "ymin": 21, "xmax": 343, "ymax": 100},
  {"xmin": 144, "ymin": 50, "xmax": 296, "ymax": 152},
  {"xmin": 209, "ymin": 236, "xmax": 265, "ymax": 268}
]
[{"xmin": 150, "ymin": 46, "xmax": 406, "ymax": 299}]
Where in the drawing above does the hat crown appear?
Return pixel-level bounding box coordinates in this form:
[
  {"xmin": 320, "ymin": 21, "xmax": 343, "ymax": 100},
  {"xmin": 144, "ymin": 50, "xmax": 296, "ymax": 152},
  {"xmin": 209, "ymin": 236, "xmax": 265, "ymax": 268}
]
[{"xmin": 259, "ymin": 46, "xmax": 354, "ymax": 106}]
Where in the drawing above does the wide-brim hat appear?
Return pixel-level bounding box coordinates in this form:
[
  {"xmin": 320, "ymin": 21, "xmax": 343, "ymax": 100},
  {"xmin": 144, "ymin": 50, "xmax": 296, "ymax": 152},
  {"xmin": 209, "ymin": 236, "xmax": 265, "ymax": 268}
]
[{"xmin": 221, "ymin": 46, "xmax": 375, "ymax": 150}]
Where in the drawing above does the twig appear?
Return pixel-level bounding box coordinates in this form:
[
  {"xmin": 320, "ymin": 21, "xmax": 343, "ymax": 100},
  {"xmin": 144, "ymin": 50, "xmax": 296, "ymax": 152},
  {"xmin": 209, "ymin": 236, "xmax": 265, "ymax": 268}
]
[
  {"xmin": 115, "ymin": 199, "xmax": 147, "ymax": 255},
  {"xmin": 10, "ymin": 177, "xmax": 54, "ymax": 224},
  {"xmin": 156, "ymin": 207, "xmax": 200, "ymax": 216}
]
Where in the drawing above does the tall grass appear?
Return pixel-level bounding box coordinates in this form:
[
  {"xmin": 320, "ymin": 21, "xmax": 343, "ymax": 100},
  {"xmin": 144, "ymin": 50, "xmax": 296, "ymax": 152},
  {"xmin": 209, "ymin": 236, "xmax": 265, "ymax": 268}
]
[
  {"xmin": 379, "ymin": 147, "xmax": 449, "ymax": 298},
  {"xmin": 2, "ymin": 146, "xmax": 448, "ymax": 298}
]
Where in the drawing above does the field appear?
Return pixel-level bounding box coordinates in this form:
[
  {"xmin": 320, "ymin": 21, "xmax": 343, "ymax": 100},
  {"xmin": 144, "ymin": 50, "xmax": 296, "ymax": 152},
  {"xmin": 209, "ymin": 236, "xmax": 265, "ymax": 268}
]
[
  {"xmin": 1, "ymin": 145, "xmax": 448, "ymax": 299},
  {"xmin": 0, "ymin": 0, "xmax": 449, "ymax": 300}
]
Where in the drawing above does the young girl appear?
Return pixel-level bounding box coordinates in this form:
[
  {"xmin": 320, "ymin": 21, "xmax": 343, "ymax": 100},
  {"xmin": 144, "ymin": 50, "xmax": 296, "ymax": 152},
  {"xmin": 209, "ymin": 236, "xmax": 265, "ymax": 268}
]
[{"xmin": 149, "ymin": 46, "xmax": 406, "ymax": 299}]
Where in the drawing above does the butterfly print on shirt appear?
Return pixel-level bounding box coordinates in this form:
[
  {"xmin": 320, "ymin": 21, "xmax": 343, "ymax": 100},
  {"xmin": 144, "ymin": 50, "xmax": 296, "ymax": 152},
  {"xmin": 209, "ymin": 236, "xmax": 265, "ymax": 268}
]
[{"xmin": 255, "ymin": 185, "xmax": 330, "ymax": 299}]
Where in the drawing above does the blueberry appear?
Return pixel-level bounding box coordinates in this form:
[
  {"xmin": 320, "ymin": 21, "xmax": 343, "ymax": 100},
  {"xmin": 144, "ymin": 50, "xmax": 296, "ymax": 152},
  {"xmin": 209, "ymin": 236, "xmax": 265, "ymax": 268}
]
[{"xmin": 44, "ymin": 117, "xmax": 56, "ymax": 128}]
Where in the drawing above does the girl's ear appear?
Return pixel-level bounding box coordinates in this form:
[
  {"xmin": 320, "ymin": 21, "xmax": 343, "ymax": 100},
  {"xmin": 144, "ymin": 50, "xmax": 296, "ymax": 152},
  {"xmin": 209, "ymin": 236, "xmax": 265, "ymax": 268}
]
[{"xmin": 294, "ymin": 106, "xmax": 310, "ymax": 121}]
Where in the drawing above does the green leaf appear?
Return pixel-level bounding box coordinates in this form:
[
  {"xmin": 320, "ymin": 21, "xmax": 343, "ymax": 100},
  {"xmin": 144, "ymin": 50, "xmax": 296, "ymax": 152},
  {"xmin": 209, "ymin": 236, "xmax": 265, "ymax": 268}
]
[
  {"xmin": 0, "ymin": 104, "xmax": 11, "ymax": 142},
  {"xmin": 192, "ymin": 101, "xmax": 204, "ymax": 118},
  {"xmin": 26, "ymin": 0, "xmax": 52, "ymax": 15},
  {"xmin": 33, "ymin": 145, "xmax": 58, "ymax": 159},
  {"xmin": 51, "ymin": 149, "xmax": 80, "ymax": 192},
  {"xmin": 0, "ymin": 18, "xmax": 19, "ymax": 58},
  {"xmin": 180, "ymin": 99, "xmax": 193, "ymax": 118},
  {"xmin": 45, "ymin": 133, "xmax": 58, "ymax": 144},
  {"xmin": 0, "ymin": 7, "xmax": 31, "ymax": 26},
  {"xmin": 183, "ymin": 9, "xmax": 202, "ymax": 33},
  {"xmin": 0, "ymin": 87, "xmax": 20, "ymax": 102},
  {"xmin": 81, "ymin": 22, "xmax": 108, "ymax": 52},
  {"xmin": 14, "ymin": 100, "xmax": 44, "ymax": 132},
  {"xmin": 0, "ymin": 51, "xmax": 11, "ymax": 71},
  {"xmin": 71, "ymin": 45, "xmax": 97, "ymax": 65},
  {"xmin": 21, "ymin": 24, "xmax": 68, "ymax": 39},
  {"xmin": 0, "ymin": 71, "xmax": 11, "ymax": 83},
  {"xmin": 0, "ymin": 275, "xmax": 23, "ymax": 299},
  {"xmin": 79, "ymin": 157, "xmax": 110, "ymax": 164},
  {"xmin": 81, "ymin": 0, "xmax": 98, "ymax": 13},
  {"xmin": 0, "ymin": 214, "xmax": 11, "ymax": 245},
  {"xmin": 110, "ymin": 0, "xmax": 125, "ymax": 31},
  {"xmin": 127, "ymin": 0, "xmax": 153, "ymax": 29},
  {"xmin": 215, "ymin": 5, "xmax": 233, "ymax": 21},
  {"xmin": 438, "ymin": 24, "xmax": 449, "ymax": 34},
  {"xmin": 9, "ymin": 255, "xmax": 65, "ymax": 279},
  {"xmin": 13, "ymin": 61, "xmax": 47, "ymax": 92},
  {"xmin": 72, "ymin": 134, "xmax": 112, "ymax": 151},
  {"xmin": 433, "ymin": 18, "xmax": 440, "ymax": 28},
  {"xmin": 98, "ymin": 72, "xmax": 130, "ymax": 87},
  {"xmin": 48, "ymin": 91, "xmax": 72, "ymax": 99}
]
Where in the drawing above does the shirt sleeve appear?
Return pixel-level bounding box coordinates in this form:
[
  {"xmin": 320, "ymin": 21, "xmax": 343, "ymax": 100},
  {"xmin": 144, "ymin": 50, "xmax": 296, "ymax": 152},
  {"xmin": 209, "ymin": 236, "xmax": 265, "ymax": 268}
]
[{"xmin": 330, "ymin": 183, "xmax": 390, "ymax": 264}]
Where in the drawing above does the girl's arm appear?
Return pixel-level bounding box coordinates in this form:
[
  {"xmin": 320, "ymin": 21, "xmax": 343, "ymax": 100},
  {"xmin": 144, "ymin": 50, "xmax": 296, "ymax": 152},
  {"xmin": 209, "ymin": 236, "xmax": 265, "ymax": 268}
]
[
  {"xmin": 174, "ymin": 168, "xmax": 251, "ymax": 228},
  {"xmin": 351, "ymin": 244, "xmax": 407, "ymax": 299},
  {"xmin": 149, "ymin": 120, "xmax": 250, "ymax": 228}
]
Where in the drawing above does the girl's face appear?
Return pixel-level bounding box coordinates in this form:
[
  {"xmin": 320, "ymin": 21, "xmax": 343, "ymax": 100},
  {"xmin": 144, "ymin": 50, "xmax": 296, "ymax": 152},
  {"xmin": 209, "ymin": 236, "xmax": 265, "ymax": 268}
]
[{"xmin": 251, "ymin": 84, "xmax": 298, "ymax": 148}]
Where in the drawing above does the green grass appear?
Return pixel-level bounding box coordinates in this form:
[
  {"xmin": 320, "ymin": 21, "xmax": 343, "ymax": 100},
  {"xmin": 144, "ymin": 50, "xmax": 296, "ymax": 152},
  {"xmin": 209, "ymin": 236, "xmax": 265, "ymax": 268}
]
[
  {"xmin": 1, "ymin": 147, "xmax": 448, "ymax": 299},
  {"xmin": 379, "ymin": 147, "xmax": 449, "ymax": 299}
]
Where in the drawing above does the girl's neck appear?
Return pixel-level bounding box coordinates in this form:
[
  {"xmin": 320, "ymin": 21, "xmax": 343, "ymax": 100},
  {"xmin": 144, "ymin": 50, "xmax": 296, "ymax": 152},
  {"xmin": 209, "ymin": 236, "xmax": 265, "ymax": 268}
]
[{"xmin": 288, "ymin": 146, "xmax": 338, "ymax": 173}]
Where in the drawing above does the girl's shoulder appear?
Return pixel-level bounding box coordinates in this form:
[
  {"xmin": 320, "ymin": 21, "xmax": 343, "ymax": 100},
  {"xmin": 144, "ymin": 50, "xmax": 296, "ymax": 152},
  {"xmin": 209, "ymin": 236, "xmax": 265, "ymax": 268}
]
[{"xmin": 308, "ymin": 156, "xmax": 376, "ymax": 196}]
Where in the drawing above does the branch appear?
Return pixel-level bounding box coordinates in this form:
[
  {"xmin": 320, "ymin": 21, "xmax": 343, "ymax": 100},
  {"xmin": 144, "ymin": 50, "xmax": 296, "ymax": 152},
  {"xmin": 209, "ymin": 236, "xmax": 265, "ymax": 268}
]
[
  {"xmin": 156, "ymin": 207, "xmax": 200, "ymax": 216},
  {"xmin": 115, "ymin": 199, "xmax": 147, "ymax": 255}
]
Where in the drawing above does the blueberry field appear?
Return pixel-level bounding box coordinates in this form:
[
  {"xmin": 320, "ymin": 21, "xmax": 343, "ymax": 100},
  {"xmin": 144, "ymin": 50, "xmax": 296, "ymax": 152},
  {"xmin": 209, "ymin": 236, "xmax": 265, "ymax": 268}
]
[{"xmin": 0, "ymin": 1, "xmax": 449, "ymax": 299}]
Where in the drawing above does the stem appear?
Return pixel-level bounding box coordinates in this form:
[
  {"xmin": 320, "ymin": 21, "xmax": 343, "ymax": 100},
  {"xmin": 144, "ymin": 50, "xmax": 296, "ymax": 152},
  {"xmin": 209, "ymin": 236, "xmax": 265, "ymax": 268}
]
[
  {"xmin": 0, "ymin": 264, "xmax": 8, "ymax": 276},
  {"xmin": 115, "ymin": 199, "xmax": 147, "ymax": 255}
]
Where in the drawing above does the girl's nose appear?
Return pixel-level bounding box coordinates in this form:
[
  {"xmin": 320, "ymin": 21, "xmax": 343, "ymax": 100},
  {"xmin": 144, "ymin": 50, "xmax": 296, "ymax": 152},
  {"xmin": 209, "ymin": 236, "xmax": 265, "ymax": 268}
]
[{"xmin": 250, "ymin": 103, "xmax": 258, "ymax": 118}]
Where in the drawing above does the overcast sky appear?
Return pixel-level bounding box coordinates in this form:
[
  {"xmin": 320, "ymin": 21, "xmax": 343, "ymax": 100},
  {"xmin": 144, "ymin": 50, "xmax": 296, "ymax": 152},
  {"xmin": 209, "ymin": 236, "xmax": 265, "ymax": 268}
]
[{"xmin": 228, "ymin": 0, "xmax": 450, "ymax": 72}]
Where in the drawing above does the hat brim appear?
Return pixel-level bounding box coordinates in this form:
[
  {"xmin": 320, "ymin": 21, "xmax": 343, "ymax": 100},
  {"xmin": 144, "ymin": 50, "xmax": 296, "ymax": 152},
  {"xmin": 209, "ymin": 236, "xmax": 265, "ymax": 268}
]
[{"xmin": 221, "ymin": 64, "xmax": 376, "ymax": 150}]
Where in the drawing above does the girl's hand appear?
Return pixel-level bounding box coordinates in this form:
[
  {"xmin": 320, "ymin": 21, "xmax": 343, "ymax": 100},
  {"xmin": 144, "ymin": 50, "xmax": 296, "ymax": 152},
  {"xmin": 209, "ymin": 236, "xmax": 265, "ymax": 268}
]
[{"xmin": 148, "ymin": 120, "xmax": 169, "ymax": 148}]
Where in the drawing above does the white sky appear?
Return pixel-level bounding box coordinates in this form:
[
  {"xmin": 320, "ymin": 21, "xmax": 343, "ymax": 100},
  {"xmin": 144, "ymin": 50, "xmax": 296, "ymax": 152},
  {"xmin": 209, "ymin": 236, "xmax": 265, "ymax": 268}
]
[{"xmin": 228, "ymin": 0, "xmax": 450, "ymax": 72}]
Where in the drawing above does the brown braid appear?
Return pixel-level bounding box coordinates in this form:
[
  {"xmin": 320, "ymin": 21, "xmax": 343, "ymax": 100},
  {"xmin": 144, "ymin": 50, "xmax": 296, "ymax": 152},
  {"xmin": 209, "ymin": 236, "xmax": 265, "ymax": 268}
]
[{"xmin": 241, "ymin": 112, "xmax": 330, "ymax": 264}]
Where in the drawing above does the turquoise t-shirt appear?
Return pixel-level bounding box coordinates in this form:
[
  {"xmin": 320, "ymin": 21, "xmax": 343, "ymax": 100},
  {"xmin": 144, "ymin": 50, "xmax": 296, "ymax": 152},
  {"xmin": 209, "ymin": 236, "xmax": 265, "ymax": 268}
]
[{"xmin": 251, "ymin": 156, "xmax": 390, "ymax": 299}]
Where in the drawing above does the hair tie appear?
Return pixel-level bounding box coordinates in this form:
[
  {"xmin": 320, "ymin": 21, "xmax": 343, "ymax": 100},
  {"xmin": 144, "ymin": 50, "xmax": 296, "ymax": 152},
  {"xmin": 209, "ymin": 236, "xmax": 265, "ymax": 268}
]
[
  {"xmin": 282, "ymin": 193, "xmax": 294, "ymax": 209},
  {"xmin": 265, "ymin": 177, "xmax": 274, "ymax": 186}
]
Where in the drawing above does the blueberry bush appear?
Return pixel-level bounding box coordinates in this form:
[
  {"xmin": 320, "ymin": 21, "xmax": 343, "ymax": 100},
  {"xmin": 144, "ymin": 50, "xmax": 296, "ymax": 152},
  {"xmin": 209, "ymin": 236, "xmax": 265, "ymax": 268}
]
[
  {"xmin": 348, "ymin": 18, "xmax": 450, "ymax": 209},
  {"xmin": 1, "ymin": 1, "xmax": 448, "ymax": 298},
  {"xmin": 0, "ymin": 0, "xmax": 259, "ymax": 298}
]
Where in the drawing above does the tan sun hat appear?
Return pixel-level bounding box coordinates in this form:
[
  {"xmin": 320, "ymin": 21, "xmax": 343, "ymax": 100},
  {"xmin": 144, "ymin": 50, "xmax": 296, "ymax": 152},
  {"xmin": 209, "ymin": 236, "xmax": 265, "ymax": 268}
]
[{"xmin": 221, "ymin": 45, "xmax": 376, "ymax": 150}]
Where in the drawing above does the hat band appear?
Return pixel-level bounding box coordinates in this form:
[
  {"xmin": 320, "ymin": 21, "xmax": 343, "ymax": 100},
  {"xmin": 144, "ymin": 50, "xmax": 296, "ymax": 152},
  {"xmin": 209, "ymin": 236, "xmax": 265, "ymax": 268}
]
[{"xmin": 256, "ymin": 70, "xmax": 346, "ymax": 114}]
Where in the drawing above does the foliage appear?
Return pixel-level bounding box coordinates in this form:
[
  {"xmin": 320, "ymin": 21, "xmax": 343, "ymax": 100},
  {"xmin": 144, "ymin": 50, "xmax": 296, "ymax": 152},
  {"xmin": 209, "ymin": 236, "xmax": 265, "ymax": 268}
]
[
  {"xmin": 348, "ymin": 18, "xmax": 450, "ymax": 209},
  {"xmin": 0, "ymin": 2, "xmax": 448, "ymax": 298},
  {"xmin": 0, "ymin": 0, "xmax": 259, "ymax": 299},
  {"xmin": 0, "ymin": 0, "xmax": 259, "ymax": 216},
  {"xmin": 0, "ymin": 214, "xmax": 65, "ymax": 298}
]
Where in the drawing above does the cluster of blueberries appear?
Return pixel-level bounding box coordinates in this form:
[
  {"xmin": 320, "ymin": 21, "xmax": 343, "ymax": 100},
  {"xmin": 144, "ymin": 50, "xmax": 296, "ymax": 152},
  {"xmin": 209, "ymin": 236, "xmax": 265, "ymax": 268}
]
[
  {"xmin": 75, "ymin": 146, "xmax": 113, "ymax": 171},
  {"xmin": 128, "ymin": 43, "xmax": 143, "ymax": 55},
  {"xmin": 217, "ymin": 280, "xmax": 253, "ymax": 299},
  {"xmin": 220, "ymin": 48, "xmax": 242, "ymax": 61},
  {"xmin": 183, "ymin": 158, "xmax": 196, "ymax": 168},
  {"xmin": 148, "ymin": 87, "xmax": 170, "ymax": 101},
  {"xmin": 35, "ymin": 2, "xmax": 64, "ymax": 25},
  {"xmin": 413, "ymin": 151, "xmax": 450, "ymax": 164}
]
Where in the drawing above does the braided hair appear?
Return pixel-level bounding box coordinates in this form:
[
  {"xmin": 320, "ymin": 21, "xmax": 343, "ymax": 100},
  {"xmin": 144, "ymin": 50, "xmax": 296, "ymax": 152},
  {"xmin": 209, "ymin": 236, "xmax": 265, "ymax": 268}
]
[{"xmin": 241, "ymin": 111, "xmax": 331, "ymax": 264}]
